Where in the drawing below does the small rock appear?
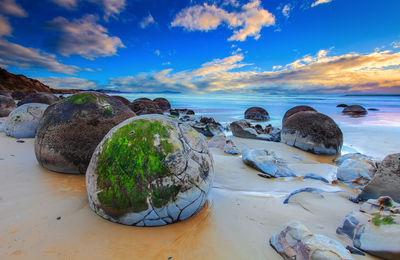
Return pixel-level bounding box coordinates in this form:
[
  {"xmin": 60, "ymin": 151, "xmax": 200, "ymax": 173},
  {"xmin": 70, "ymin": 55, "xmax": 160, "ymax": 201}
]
[
  {"xmin": 16, "ymin": 140, "xmax": 25, "ymax": 143},
  {"xmin": 346, "ymin": 246, "xmax": 365, "ymax": 256},
  {"xmin": 337, "ymin": 104, "xmax": 348, "ymax": 108},
  {"xmin": 56, "ymin": 217, "xmax": 61, "ymax": 220},
  {"xmin": 335, "ymin": 153, "xmax": 377, "ymax": 186},
  {"xmin": 224, "ymin": 139, "xmax": 240, "ymax": 155},
  {"xmin": 342, "ymin": 105, "xmax": 368, "ymax": 116}
]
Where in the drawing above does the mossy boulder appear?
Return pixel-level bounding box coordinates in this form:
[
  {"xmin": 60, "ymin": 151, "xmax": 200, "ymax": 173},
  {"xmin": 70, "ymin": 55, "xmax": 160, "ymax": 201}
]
[
  {"xmin": 35, "ymin": 92, "xmax": 135, "ymax": 174},
  {"xmin": 153, "ymin": 97, "xmax": 171, "ymax": 112},
  {"xmin": 18, "ymin": 92, "xmax": 59, "ymax": 106},
  {"xmin": 5, "ymin": 103, "xmax": 48, "ymax": 138},
  {"xmin": 86, "ymin": 114, "xmax": 214, "ymax": 226},
  {"xmin": 281, "ymin": 111, "xmax": 343, "ymax": 155},
  {"xmin": 244, "ymin": 107, "xmax": 269, "ymax": 121},
  {"xmin": 0, "ymin": 95, "xmax": 17, "ymax": 117},
  {"xmin": 128, "ymin": 99, "xmax": 163, "ymax": 115},
  {"xmin": 282, "ymin": 105, "xmax": 317, "ymax": 124}
]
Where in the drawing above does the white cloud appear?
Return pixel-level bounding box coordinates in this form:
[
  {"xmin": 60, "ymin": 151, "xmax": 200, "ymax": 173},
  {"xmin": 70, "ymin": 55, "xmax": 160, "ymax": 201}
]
[
  {"xmin": 171, "ymin": 0, "xmax": 275, "ymax": 42},
  {"xmin": 36, "ymin": 76, "xmax": 97, "ymax": 89},
  {"xmin": 392, "ymin": 41, "xmax": 400, "ymax": 49},
  {"xmin": 0, "ymin": 0, "xmax": 27, "ymax": 17},
  {"xmin": 311, "ymin": 0, "xmax": 332, "ymax": 8},
  {"xmin": 140, "ymin": 13, "xmax": 156, "ymax": 29},
  {"xmin": 0, "ymin": 14, "xmax": 11, "ymax": 36},
  {"xmin": 0, "ymin": 39, "xmax": 80, "ymax": 74},
  {"xmin": 154, "ymin": 49, "xmax": 160, "ymax": 56},
  {"xmin": 49, "ymin": 0, "xmax": 126, "ymax": 19},
  {"xmin": 282, "ymin": 4, "xmax": 291, "ymax": 18},
  {"xmin": 47, "ymin": 15, "xmax": 125, "ymax": 60}
]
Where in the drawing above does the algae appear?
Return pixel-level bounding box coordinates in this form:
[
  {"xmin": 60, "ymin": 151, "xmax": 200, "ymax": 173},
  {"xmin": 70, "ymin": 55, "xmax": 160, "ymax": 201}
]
[
  {"xmin": 96, "ymin": 119, "xmax": 179, "ymax": 214},
  {"xmin": 371, "ymin": 213, "xmax": 394, "ymax": 226}
]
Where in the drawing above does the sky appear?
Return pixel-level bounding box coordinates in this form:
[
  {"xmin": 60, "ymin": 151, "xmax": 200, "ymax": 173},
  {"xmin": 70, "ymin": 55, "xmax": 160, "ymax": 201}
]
[{"xmin": 0, "ymin": 0, "xmax": 400, "ymax": 94}]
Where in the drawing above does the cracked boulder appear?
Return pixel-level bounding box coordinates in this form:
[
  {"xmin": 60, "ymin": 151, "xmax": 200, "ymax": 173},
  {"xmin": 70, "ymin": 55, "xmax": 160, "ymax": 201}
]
[
  {"xmin": 35, "ymin": 92, "xmax": 135, "ymax": 174},
  {"xmin": 0, "ymin": 95, "xmax": 17, "ymax": 117},
  {"xmin": 281, "ymin": 111, "xmax": 343, "ymax": 155},
  {"xmin": 270, "ymin": 221, "xmax": 353, "ymax": 260},
  {"xmin": 18, "ymin": 92, "xmax": 59, "ymax": 106},
  {"xmin": 4, "ymin": 103, "xmax": 48, "ymax": 138},
  {"xmin": 86, "ymin": 114, "xmax": 214, "ymax": 226}
]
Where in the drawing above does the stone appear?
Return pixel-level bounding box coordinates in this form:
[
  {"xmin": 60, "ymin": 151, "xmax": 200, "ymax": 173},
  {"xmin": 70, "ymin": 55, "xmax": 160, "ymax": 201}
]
[
  {"xmin": 11, "ymin": 91, "xmax": 28, "ymax": 100},
  {"xmin": 111, "ymin": 95, "xmax": 130, "ymax": 105},
  {"xmin": 282, "ymin": 105, "xmax": 317, "ymax": 124},
  {"xmin": 169, "ymin": 109, "xmax": 195, "ymax": 117},
  {"xmin": 0, "ymin": 95, "xmax": 17, "ymax": 117},
  {"xmin": 281, "ymin": 111, "xmax": 343, "ymax": 155},
  {"xmin": 337, "ymin": 104, "xmax": 348, "ymax": 108},
  {"xmin": 128, "ymin": 99, "xmax": 163, "ymax": 115},
  {"xmin": 86, "ymin": 114, "xmax": 214, "ymax": 226},
  {"xmin": 270, "ymin": 221, "xmax": 353, "ymax": 260},
  {"xmin": 153, "ymin": 98, "xmax": 171, "ymax": 112},
  {"xmin": 4, "ymin": 103, "xmax": 48, "ymax": 138},
  {"xmin": 187, "ymin": 116, "xmax": 224, "ymax": 137},
  {"xmin": 335, "ymin": 153, "xmax": 377, "ymax": 186},
  {"xmin": 244, "ymin": 107, "xmax": 269, "ymax": 121},
  {"xmin": 242, "ymin": 149, "xmax": 295, "ymax": 178},
  {"xmin": 18, "ymin": 92, "xmax": 59, "ymax": 106},
  {"xmin": 230, "ymin": 120, "xmax": 280, "ymax": 141},
  {"xmin": 35, "ymin": 92, "xmax": 135, "ymax": 174},
  {"xmin": 342, "ymin": 105, "xmax": 368, "ymax": 116},
  {"xmin": 0, "ymin": 90, "xmax": 12, "ymax": 98},
  {"xmin": 358, "ymin": 153, "xmax": 400, "ymax": 202},
  {"xmin": 224, "ymin": 139, "xmax": 240, "ymax": 155}
]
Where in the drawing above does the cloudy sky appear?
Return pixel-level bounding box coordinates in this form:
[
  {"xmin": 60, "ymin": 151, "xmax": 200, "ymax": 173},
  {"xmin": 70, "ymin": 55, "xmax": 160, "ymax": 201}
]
[{"xmin": 0, "ymin": 0, "xmax": 399, "ymax": 94}]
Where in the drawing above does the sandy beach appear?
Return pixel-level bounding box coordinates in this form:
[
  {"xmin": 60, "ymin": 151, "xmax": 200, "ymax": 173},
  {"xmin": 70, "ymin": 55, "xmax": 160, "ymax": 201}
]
[{"xmin": 0, "ymin": 127, "xmax": 383, "ymax": 260}]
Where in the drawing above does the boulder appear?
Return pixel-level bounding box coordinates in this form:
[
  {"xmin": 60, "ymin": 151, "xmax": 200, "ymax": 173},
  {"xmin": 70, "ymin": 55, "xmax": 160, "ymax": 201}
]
[
  {"xmin": 281, "ymin": 111, "xmax": 343, "ymax": 155},
  {"xmin": 337, "ymin": 202, "xmax": 400, "ymax": 259},
  {"xmin": 170, "ymin": 108, "xmax": 195, "ymax": 117},
  {"xmin": 335, "ymin": 153, "xmax": 377, "ymax": 186},
  {"xmin": 342, "ymin": 105, "xmax": 368, "ymax": 116},
  {"xmin": 230, "ymin": 120, "xmax": 280, "ymax": 141},
  {"xmin": 224, "ymin": 139, "xmax": 240, "ymax": 155},
  {"xmin": 0, "ymin": 95, "xmax": 17, "ymax": 117},
  {"xmin": 337, "ymin": 104, "xmax": 348, "ymax": 108},
  {"xmin": 187, "ymin": 116, "xmax": 224, "ymax": 137},
  {"xmin": 242, "ymin": 149, "xmax": 295, "ymax": 178},
  {"xmin": 271, "ymin": 221, "xmax": 353, "ymax": 260},
  {"xmin": 35, "ymin": 92, "xmax": 135, "ymax": 174},
  {"xmin": 128, "ymin": 99, "xmax": 163, "ymax": 115},
  {"xmin": 86, "ymin": 114, "xmax": 214, "ymax": 226},
  {"xmin": 4, "ymin": 103, "xmax": 48, "ymax": 138},
  {"xmin": 153, "ymin": 97, "xmax": 171, "ymax": 112},
  {"xmin": 111, "ymin": 95, "xmax": 130, "ymax": 105},
  {"xmin": 282, "ymin": 105, "xmax": 317, "ymax": 124},
  {"xmin": 18, "ymin": 92, "xmax": 59, "ymax": 106},
  {"xmin": 244, "ymin": 107, "xmax": 269, "ymax": 121},
  {"xmin": 11, "ymin": 91, "xmax": 28, "ymax": 100},
  {"xmin": 358, "ymin": 153, "xmax": 400, "ymax": 202}
]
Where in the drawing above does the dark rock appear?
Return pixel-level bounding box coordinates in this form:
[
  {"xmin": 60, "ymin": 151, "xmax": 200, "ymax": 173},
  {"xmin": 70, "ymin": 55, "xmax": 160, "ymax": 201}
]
[
  {"xmin": 18, "ymin": 92, "xmax": 59, "ymax": 106},
  {"xmin": 343, "ymin": 105, "xmax": 368, "ymax": 116},
  {"xmin": 346, "ymin": 246, "xmax": 365, "ymax": 256},
  {"xmin": 244, "ymin": 107, "xmax": 269, "ymax": 121},
  {"xmin": 153, "ymin": 98, "xmax": 171, "ymax": 112},
  {"xmin": 230, "ymin": 120, "xmax": 280, "ymax": 141},
  {"xmin": 128, "ymin": 99, "xmax": 163, "ymax": 115},
  {"xmin": 169, "ymin": 109, "xmax": 195, "ymax": 117},
  {"xmin": 187, "ymin": 116, "xmax": 224, "ymax": 137},
  {"xmin": 368, "ymin": 108, "xmax": 379, "ymax": 111},
  {"xmin": 282, "ymin": 105, "xmax": 317, "ymax": 124},
  {"xmin": 0, "ymin": 95, "xmax": 17, "ymax": 117},
  {"xmin": 35, "ymin": 92, "xmax": 135, "ymax": 174},
  {"xmin": 111, "ymin": 95, "xmax": 130, "ymax": 105},
  {"xmin": 11, "ymin": 91, "xmax": 28, "ymax": 100},
  {"xmin": 281, "ymin": 111, "xmax": 343, "ymax": 155},
  {"xmin": 134, "ymin": 97, "xmax": 151, "ymax": 101},
  {"xmin": 358, "ymin": 153, "xmax": 400, "ymax": 202},
  {"xmin": 337, "ymin": 104, "xmax": 348, "ymax": 108},
  {"xmin": 0, "ymin": 90, "xmax": 12, "ymax": 98}
]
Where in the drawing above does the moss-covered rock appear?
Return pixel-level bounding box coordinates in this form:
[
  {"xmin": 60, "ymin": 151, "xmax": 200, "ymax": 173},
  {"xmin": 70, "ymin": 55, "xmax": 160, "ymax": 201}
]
[
  {"xmin": 35, "ymin": 92, "xmax": 135, "ymax": 174},
  {"xmin": 86, "ymin": 114, "xmax": 214, "ymax": 226}
]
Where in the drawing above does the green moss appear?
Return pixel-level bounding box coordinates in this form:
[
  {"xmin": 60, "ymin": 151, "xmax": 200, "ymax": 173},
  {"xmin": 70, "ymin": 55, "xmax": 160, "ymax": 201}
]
[
  {"xmin": 371, "ymin": 213, "xmax": 394, "ymax": 226},
  {"xmin": 96, "ymin": 119, "xmax": 179, "ymax": 215},
  {"xmin": 67, "ymin": 93, "xmax": 100, "ymax": 105},
  {"xmin": 103, "ymin": 106, "xmax": 113, "ymax": 116}
]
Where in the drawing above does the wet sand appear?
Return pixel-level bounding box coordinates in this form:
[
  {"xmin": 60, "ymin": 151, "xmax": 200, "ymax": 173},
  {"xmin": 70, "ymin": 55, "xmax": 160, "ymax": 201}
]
[{"xmin": 0, "ymin": 131, "xmax": 381, "ymax": 260}]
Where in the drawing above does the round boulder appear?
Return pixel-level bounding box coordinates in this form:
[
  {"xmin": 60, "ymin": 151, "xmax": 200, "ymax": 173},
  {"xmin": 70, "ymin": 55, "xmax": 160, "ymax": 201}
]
[
  {"xmin": 342, "ymin": 105, "xmax": 368, "ymax": 116},
  {"xmin": 111, "ymin": 95, "xmax": 130, "ymax": 105},
  {"xmin": 0, "ymin": 95, "xmax": 17, "ymax": 117},
  {"xmin": 11, "ymin": 91, "xmax": 29, "ymax": 100},
  {"xmin": 244, "ymin": 107, "xmax": 269, "ymax": 121},
  {"xmin": 5, "ymin": 103, "xmax": 48, "ymax": 138},
  {"xmin": 153, "ymin": 97, "xmax": 171, "ymax": 112},
  {"xmin": 129, "ymin": 99, "xmax": 163, "ymax": 115},
  {"xmin": 281, "ymin": 111, "xmax": 343, "ymax": 155},
  {"xmin": 282, "ymin": 105, "xmax": 317, "ymax": 124},
  {"xmin": 18, "ymin": 92, "xmax": 59, "ymax": 106},
  {"xmin": 35, "ymin": 92, "xmax": 135, "ymax": 174},
  {"xmin": 86, "ymin": 114, "xmax": 214, "ymax": 226}
]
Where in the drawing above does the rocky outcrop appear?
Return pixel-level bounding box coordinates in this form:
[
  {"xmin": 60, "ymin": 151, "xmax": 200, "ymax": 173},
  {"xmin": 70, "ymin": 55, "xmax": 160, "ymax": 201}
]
[
  {"xmin": 242, "ymin": 149, "xmax": 295, "ymax": 178},
  {"xmin": 4, "ymin": 103, "xmax": 48, "ymax": 138},
  {"xmin": 86, "ymin": 114, "xmax": 214, "ymax": 226},
  {"xmin": 128, "ymin": 99, "xmax": 163, "ymax": 115},
  {"xmin": 0, "ymin": 95, "xmax": 17, "ymax": 117},
  {"xmin": 342, "ymin": 105, "xmax": 368, "ymax": 116},
  {"xmin": 282, "ymin": 105, "xmax": 317, "ymax": 124},
  {"xmin": 35, "ymin": 92, "xmax": 135, "ymax": 174},
  {"xmin": 230, "ymin": 120, "xmax": 280, "ymax": 141},
  {"xmin": 18, "ymin": 92, "xmax": 59, "ymax": 106},
  {"xmin": 186, "ymin": 116, "xmax": 224, "ymax": 137},
  {"xmin": 281, "ymin": 111, "xmax": 343, "ymax": 155},
  {"xmin": 271, "ymin": 221, "xmax": 353, "ymax": 260},
  {"xmin": 244, "ymin": 107, "xmax": 269, "ymax": 121},
  {"xmin": 357, "ymin": 153, "xmax": 400, "ymax": 202},
  {"xmin": 153, "ymin": 97, "xmax": 171, "ymax": 112}
]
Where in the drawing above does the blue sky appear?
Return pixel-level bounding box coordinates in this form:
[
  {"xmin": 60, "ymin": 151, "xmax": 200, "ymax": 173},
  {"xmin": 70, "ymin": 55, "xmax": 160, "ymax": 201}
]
[{"xmin": 0, "ymin": 0, "xmax": 400, "ymax": 94}]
